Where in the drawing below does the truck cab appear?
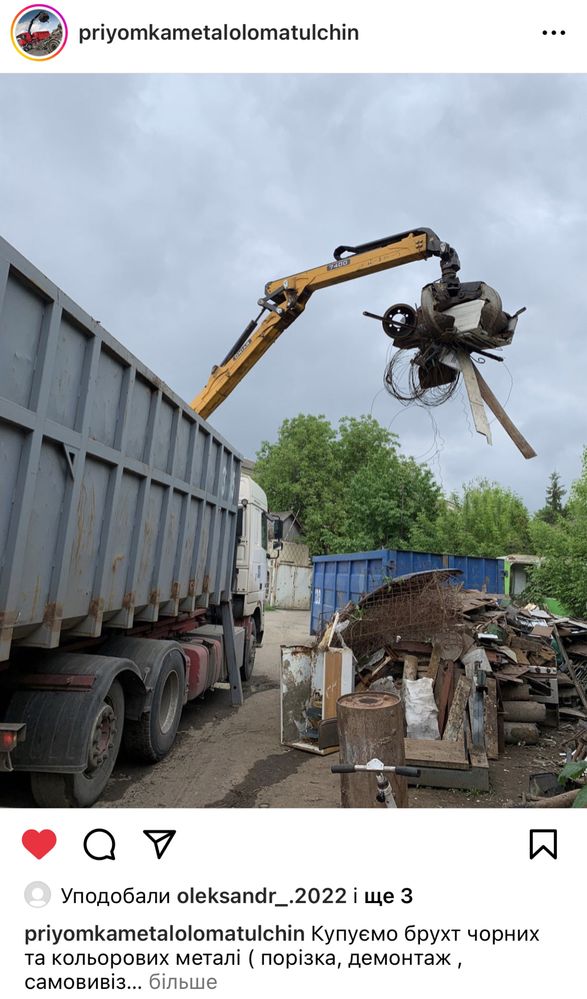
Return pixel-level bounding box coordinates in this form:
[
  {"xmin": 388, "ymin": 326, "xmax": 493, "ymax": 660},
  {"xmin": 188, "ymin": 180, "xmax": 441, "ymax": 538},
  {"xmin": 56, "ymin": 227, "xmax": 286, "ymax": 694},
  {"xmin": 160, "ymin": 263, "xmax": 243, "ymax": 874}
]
[{"xmin": 232, "ymin": 474, "xmax": 268, "ymax": 674}]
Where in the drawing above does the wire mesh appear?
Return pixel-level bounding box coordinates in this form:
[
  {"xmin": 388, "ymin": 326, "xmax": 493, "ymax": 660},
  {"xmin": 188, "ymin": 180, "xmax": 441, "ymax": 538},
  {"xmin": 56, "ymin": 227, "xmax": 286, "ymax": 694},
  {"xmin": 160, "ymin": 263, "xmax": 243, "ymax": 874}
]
[{"xmin": 341, "ymin": 571, "xmax": 463, "ymax": 662}]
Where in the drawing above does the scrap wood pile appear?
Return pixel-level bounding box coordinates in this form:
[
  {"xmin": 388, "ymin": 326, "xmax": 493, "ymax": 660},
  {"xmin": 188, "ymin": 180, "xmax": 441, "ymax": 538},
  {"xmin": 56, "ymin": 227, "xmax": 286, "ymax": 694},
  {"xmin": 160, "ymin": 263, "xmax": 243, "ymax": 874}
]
[{"xmin": 319, "ymin": 569, "xmax": 587, "ymax": 795}]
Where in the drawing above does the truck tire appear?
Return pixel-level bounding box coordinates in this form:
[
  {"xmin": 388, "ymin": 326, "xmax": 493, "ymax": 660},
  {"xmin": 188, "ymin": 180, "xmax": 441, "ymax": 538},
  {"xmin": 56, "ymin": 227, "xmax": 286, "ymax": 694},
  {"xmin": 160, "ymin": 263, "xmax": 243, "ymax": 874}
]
[
  {"xmin": 241, "ymin": 618, "xmax": 257, "ymax": 682},
  {"xmin": 123, "ymin": 651, "xmax": 184, "ymax": 762},
  {"xmin": 30, "ymin": 680, "xmax": 125, "ymax": 808}
]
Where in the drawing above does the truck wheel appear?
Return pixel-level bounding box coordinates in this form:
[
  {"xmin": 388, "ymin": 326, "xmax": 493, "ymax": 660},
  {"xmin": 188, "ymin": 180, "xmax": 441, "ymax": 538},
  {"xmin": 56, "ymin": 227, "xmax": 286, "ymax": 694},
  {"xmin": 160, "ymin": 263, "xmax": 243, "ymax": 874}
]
[
  {"xmin": 30, "ymin": 680, "xmax": 125, "ymax": 808},
  {"xmin": 241, "ymin": 619, "xmax": 257, "ymax": 682},
  {"xmin": 123, "ymin": 652, "xmax": 184, "ymax": 762}
]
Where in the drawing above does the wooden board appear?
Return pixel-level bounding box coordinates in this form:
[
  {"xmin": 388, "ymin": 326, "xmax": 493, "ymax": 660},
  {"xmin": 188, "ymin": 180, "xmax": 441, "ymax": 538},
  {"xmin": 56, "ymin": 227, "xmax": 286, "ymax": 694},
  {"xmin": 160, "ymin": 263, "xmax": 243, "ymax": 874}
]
[
  {"xmin": 484, "ymin": 676, "xmax": 499, "ymax": 760},
  {"xmin": 425, "ymin": 641, "xmax": 442, "ymax": 681},
  {"xmin": 363, "ymin": 656, "xmax": 393, "ymax": 688},
  {"xmin": 442, "ymin": 676, "xmax": 472, "ymax": 742},
  {"xmin": 531, "ymin": 625, "xmax": 553, "ymax": 639},
  {"xmin": 286, "ymin": 740, "xmax": 338, "ymax": 757},
  {"xmin": 323, "ymin": 649, "xmax": 345, "ymax": 718},
  {"xmin": 472, "ymin": 361, "xmax": 537, "ymax": 460},
  {"xmin": 566, "ymin": 641, "xmax": 587, "ymax": 656},
  {"xmin": 435, "ymin": 662, "xmax": 455, "ymax": 734},
  {"xmin": 405, "ymin": 738, "xmax": 468, "ymax": 770},
  {"xmin": 468, "ymin": 749, "xmax": 490, "ymax": 772}
]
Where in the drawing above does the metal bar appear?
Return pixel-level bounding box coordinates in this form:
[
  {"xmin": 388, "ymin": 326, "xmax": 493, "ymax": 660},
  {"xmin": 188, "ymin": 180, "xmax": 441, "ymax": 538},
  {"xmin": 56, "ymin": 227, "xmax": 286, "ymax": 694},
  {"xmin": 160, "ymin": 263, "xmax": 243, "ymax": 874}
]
[
  {"xmin": 33, "ymin": 327, "xmax": 102, "ymax": 643},
  {"xmin": 221, "ymin": 600, "xmax": 243, "ymax": 706}
]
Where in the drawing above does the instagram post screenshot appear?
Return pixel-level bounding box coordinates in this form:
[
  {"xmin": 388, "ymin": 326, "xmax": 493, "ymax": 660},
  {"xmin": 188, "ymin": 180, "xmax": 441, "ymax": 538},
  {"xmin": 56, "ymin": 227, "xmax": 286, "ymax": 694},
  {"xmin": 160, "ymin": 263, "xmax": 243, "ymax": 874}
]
[{"xmin": 0, "ymin": 1, "xmax": 584, "ymax": 995}]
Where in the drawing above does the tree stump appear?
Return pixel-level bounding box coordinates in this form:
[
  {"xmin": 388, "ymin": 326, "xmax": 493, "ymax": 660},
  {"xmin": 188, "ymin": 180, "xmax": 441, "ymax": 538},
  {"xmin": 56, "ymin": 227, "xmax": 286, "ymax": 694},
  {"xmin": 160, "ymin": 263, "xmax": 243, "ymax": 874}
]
[{"xmin": 337, "ymin": 692, "xmax": 407, "ymax": 808}]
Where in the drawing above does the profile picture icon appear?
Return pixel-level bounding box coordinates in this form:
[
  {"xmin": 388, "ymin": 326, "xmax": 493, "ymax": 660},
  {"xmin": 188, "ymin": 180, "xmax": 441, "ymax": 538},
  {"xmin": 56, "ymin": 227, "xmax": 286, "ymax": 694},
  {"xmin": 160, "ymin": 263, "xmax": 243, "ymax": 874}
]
[
  {"xmin": 11, "ymin": 5, "xmax": 68, "ymax": 60},
  {"xmin": 24, "ymin": 881, "xmax": 51, "ymax": 908}
]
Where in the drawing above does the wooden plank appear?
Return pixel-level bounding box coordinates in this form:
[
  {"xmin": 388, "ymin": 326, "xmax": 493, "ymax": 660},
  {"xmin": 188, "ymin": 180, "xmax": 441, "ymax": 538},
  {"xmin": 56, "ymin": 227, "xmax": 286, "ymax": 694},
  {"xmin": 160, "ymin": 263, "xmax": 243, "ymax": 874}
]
[
  {"xmin": 442, "ymin": 676, "xmax": 472, "ymax": 742},
  {"xmin": 323, "ymin": 649, "xmax": 344, "ymax": 718},
  {"xmin": 531, "ymin": 624, "xmax": 553, "ymax": 639},
  {"xmin": 462, "ymin": 650, "xmax": 489, "ymax": 747},
  {"xmin": 425, "ymin": 641, "xmax": 442, "ymax": 681},
  {"xmin": 363, "ymin": 656, "xmax": 393, "ymax": 688},
  {"xmin": 566, "ymin": 641, "xmax": 587, "ymax": 656},
  {"xmin": 434, "ymin": 661, "xmax": 446, "ymax": 702},
  {"xmin": 285, "ymin": 739, "xmax": 338, "ymax": 756},
  {"xmin": 435, "ymin": 662, "xmax": 454, "ymax": 735},
  {"xmin": 317, "ymin": 612, "xmax": 339, "ymax": 651},
  {"xmin": 464, "ymin": 708, "xmax": 473, "ymax": 760},
  {"xmin": 484, "ymin": 676, "xmax": 499, "ymax": 759},
  {"xmin": 468, "ymin": 748, "xmax": 489, "ymax": 771},
  {"xmin": 405, "ymin": 737, "xmax": 468, "ymax": 770},
  {"xmin": 472, "ymin": 362, "xmax": 537, "ymax": 460}
]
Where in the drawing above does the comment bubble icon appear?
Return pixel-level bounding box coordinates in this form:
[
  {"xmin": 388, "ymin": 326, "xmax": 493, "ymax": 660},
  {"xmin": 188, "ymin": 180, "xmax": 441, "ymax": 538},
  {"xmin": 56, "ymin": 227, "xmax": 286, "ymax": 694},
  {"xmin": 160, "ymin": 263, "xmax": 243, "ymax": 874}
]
[{"xmin": 83, "ymin": 828, "xmax": 116, "ymax": 861}]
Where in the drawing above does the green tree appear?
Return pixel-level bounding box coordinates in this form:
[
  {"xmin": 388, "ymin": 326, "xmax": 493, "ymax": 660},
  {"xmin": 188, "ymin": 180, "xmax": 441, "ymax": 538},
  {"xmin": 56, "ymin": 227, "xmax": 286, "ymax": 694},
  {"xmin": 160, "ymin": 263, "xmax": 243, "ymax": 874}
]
[
  {"xmin": 254, "ymin": 414, "xmax": 442, "ymax": 555},
  {"xmin": 535, "ymin": 471, "xmax": 567, "ymax": 524},
  {"xmin": 410, "ymin": 479, "xmax": 532, "ymax": 557},
  {"xmin": 527, "ymin": 449, "xmax": 587, "ymax": 616},
  {"xmin": 254, "ymin": 414, "xmax": 343, "ymax": 554},
  {"xmin": 337, "ymin": 449, "xmax": 442, "ymax": 553}
]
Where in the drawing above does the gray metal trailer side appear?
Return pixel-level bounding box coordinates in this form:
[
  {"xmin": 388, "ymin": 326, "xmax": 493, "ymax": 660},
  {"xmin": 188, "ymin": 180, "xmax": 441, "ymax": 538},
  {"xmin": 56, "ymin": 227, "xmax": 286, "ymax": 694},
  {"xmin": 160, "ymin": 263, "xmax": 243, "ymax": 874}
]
[{"xmin": 0, "ymin": 235, "xmax": 248, "ymax": 806}]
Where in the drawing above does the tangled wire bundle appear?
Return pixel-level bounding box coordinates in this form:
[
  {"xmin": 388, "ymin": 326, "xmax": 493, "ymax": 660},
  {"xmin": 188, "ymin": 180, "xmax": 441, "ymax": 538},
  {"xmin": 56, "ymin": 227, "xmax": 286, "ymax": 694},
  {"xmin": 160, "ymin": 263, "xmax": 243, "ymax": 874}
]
[{"xmin": 384, "ymin": 346, "xmax": 460, "ymax": 407}]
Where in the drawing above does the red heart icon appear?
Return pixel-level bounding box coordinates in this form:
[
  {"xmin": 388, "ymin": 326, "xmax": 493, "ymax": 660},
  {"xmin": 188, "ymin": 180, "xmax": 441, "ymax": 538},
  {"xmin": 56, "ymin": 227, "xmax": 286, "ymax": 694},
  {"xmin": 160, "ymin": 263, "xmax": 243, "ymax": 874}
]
[{"xmin": 22, "ymin": 829, "xmax": 57, "ymax": 859}]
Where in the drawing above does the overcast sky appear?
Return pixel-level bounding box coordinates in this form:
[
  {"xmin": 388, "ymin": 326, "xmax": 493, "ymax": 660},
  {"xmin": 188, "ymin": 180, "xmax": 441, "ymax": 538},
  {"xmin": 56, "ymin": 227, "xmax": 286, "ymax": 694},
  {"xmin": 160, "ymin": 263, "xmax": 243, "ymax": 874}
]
[{"xmin": 1, "ymin": 75, "xmax": 585, "ymax": 509}]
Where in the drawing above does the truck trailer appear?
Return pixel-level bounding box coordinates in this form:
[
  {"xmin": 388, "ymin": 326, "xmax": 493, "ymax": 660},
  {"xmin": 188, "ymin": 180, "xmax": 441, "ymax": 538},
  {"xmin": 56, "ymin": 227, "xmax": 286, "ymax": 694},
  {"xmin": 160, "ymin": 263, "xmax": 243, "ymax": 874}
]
[{"xmin": 0, "ymin": 235, "xmax": 268, "ymax": 807}]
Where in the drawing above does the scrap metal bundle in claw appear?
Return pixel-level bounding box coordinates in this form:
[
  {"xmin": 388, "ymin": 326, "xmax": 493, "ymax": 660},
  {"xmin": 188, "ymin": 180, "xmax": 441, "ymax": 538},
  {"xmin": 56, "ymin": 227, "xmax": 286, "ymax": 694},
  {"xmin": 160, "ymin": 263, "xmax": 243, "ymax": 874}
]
[{"xmin": 375, "ymin": 249, "xmax": 535, "ymax": 459}]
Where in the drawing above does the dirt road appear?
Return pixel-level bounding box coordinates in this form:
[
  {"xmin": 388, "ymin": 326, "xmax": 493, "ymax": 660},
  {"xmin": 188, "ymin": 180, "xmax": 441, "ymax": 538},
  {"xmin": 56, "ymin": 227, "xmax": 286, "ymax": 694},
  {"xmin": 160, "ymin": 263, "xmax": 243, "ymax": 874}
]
[
  {"xmin": 0, "ymin": 609, "xmax": 567, "ymax": 808},
  {"xmin": 100, "ymin": 609, "xmax": 339, "ymax": 809}
]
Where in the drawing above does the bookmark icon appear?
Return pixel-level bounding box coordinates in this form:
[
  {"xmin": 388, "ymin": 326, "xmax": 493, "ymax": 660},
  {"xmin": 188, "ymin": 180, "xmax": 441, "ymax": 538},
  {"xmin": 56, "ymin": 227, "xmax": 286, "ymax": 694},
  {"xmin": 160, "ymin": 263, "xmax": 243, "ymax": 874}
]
[{"xmin": 529, "ymin": 829, "xmax": 557, "ymax": 860}]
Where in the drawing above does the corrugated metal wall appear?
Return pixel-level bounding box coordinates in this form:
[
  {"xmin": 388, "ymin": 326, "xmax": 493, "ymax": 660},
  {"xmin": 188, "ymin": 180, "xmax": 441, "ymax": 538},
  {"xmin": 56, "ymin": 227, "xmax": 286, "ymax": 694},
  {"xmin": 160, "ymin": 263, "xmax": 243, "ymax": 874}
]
[{"xmin": 268, "ymin": 543, "xmax": 311, "ymax": 609}]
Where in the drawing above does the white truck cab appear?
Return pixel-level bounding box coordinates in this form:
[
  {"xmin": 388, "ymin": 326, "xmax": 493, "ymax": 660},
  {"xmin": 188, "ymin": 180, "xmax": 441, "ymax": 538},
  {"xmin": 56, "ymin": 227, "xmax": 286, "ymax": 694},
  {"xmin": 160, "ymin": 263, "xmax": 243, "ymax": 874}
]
[{"xmin": 232, "ymin": 474, "xmax": 269, "ymax": 675}]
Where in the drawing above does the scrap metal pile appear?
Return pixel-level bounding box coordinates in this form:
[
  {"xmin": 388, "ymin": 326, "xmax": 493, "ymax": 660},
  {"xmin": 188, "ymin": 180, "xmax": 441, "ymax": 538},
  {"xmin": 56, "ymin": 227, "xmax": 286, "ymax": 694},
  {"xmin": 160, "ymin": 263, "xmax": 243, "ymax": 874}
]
[
  {"xmin": 370, "ymin": 255, "xmax": 536, "ymax": 458},
  {"xmin": 318, "ymin": 570, "xmax": 587, "ymax": 801}
]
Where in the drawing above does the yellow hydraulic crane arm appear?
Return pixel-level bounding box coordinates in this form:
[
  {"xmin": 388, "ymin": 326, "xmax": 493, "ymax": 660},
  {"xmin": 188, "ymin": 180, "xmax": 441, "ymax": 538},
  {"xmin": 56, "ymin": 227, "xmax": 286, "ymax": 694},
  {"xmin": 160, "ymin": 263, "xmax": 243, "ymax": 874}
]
[{"xmin": 191, "ymin": 228, "xmax": 461, "ymax": 420}]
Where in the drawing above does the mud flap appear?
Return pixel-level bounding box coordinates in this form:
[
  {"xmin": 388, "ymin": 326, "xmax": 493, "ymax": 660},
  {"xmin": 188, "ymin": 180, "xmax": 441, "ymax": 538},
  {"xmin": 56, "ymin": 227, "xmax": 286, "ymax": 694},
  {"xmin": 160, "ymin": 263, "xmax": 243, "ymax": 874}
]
[{"xmin": 2, "ymin": 653, "xmax": 144, "ymax": 773}]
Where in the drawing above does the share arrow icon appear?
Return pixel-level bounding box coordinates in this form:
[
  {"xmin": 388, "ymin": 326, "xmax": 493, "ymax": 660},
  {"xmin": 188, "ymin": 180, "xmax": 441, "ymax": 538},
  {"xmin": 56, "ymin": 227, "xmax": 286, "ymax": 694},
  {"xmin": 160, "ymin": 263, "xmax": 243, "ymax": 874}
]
[{"xmin": 143, "ymin": 830, "xmax": 176, "ymax": 859}]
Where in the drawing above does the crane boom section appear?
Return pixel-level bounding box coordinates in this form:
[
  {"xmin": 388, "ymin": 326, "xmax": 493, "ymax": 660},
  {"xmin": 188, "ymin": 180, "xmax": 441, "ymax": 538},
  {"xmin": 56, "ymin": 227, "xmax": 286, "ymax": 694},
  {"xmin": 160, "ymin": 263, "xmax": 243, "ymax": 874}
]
[{"xmin": 191, "ymin": 230, "xmax": 442, "ymax": 419}]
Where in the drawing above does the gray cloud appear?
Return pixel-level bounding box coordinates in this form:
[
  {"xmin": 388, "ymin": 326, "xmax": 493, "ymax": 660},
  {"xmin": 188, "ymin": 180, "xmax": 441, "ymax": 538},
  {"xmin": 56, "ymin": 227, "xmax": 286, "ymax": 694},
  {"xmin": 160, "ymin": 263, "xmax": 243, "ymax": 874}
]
[{"xmin": 1, "ymin": 74, "xmax": 585, "ymax": 509}]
